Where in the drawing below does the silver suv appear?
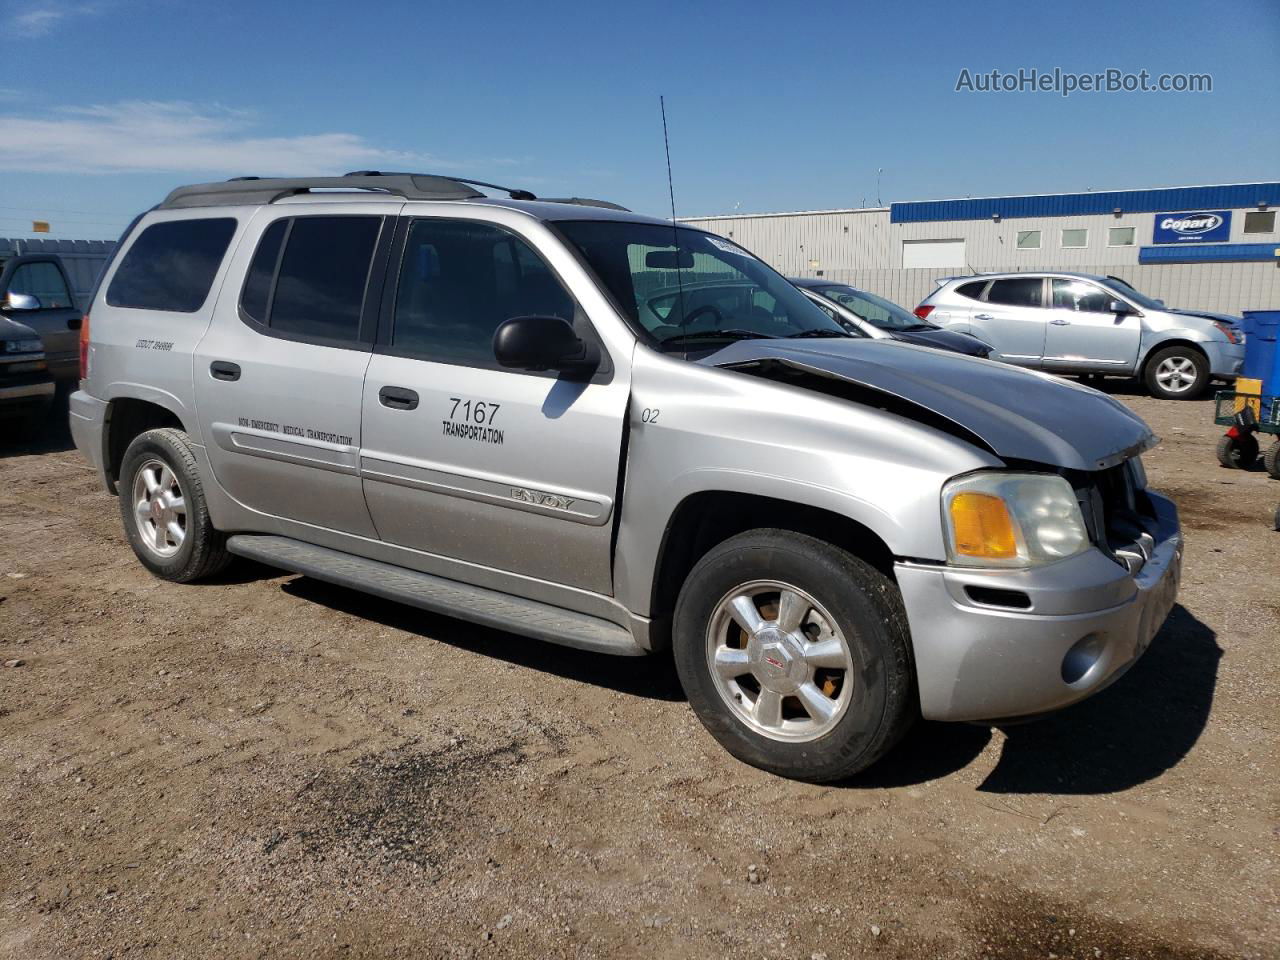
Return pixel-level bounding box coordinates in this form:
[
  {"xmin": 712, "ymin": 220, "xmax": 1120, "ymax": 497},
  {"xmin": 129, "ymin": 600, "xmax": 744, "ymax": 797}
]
[
  {"xmin": 70, "ymin": 174, "xmax": 1182, "ymax": 782},
  {"xmin": 917, "ymin": 272, "xmax": 1245, "ymax": 400}
]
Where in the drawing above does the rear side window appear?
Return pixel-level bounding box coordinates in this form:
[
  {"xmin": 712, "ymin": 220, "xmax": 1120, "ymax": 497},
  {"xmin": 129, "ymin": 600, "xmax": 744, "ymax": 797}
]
[
  {"xmin": 107, "ymin": 218, "xmax": 236, "ymax": 312},
  {"xmin": 955, "ymin": 280, "xmax": 988, "ymax": 301},
  {"xmin": 986, "ymin": 277, "xmax": 1043, "ymax": 308},
  {"xmin": 238, "ymin": 216, "xmax": 381, "ymax": 344}
]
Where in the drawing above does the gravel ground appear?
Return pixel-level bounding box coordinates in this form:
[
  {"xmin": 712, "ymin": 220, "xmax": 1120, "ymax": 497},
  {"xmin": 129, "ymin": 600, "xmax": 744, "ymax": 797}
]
[{"xmin": 0, "ymin": 384, "xmax": 1276, "ymax": 959}]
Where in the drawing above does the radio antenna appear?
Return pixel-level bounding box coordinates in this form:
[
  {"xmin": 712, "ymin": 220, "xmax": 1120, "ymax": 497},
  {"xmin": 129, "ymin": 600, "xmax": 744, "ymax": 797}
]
[{"xmin": 660, "ymin": 95, "xmax": 689, "ymax": 338}]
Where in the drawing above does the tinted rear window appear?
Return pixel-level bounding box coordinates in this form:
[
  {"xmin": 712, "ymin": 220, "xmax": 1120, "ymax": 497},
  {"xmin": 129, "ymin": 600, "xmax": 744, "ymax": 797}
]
[
  {"xmin": 955, "ymin": 280, "xmax": 988, "ymax": 301},
  {"xmin": 268, "ymin": 217, "xmax": 381, "ymax": 342},
  {"xmin": 106, "ymin": 218, "xmax": 236, "ymax": 312},
  {"xmin": 985, "ymin": 277, "xmax": 1043, "ymax": 307}
]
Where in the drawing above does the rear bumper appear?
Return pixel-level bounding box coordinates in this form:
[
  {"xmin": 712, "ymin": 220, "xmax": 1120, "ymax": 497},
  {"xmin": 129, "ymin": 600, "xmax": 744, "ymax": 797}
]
[
  {"xmin": 895, "ymin": 492, "xmax": 1181, "ymax": 722},
  {"xmin": 69, "ymin": 389, "xmax": 111, "ymax": 490},
  {"xmin": 1204, "ymin": 340, "xmax": 1245, "ymax": 378}
]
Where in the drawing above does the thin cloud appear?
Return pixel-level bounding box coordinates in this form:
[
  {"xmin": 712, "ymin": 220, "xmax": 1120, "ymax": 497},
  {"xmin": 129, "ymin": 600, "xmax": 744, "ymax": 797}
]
[
  {"xmin": 9, "ymin": 2, "xmax": 102, "ymax": 37},
  {"xmin": 0, "ymin": 100, "xmax": 447, "ymax": 175}
]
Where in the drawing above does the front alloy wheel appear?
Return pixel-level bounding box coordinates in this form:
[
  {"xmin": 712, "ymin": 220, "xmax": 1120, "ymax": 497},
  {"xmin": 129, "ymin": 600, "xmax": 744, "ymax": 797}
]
[
  {"xmin": 707, "ymin": 581, "xmax": 855, "ymax": 742},
  {"xmin": 673, "ymin": 529, "xmax": 914, "ymax": 783},
  {"xmin": 1145, "ymin": 346, "xmax": 1209, "ymax": 400}
]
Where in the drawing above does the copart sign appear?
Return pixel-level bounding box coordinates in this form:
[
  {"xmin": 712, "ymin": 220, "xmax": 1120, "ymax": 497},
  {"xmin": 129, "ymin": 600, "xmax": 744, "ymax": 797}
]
[{"xmin": 1153, "ymin": 210, "xmax": 1231, "ymax": 244}]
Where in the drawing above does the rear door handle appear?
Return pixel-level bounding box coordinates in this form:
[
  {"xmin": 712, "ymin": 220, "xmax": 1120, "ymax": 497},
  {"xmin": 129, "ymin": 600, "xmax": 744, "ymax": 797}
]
[
  {"xmin": 67, "ymin": 316, "xmax": 82, "ymax": 330},
  {"xmin": 379, "ymin": 385, "xmax": 419, "ymax": 410},
  {"xmin": 210, "ymin": 361, "xmax": 241, "ymax": 382},
  {"xmin": 1050, "ymin": 318, "xmax": 1071, "ymax": 326},
  {"xmin": 974, "ymin": 313, "xmax": 993, "ymax": 320}
]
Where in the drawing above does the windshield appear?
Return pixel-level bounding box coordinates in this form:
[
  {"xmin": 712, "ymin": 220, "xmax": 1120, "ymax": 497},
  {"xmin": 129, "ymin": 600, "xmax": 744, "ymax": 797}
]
[
  {"xmin": 555, "ymin": 221, "xmax": 848, "ymax": 349},
  {"xmin": 1103, "ymin": 276, "xmax": 1164, "ymax": 310},
  {"xmin": 813, "ymin": 284, "xmax": 928, "ymax": 330}
]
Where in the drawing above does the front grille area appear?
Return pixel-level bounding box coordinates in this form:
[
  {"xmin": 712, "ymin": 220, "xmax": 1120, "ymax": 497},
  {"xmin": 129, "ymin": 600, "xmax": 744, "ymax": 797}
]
[{"xmin": 1078, "ymin": 460, "xmax": 1157, "ymax": 573}]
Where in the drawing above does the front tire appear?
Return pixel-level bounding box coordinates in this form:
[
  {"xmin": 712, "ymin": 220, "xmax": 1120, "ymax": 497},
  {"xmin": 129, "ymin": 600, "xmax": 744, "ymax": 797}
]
[
  {"xmin": 1144, "ymin": 346, "xmax": 1209, "ymax": 400},
  {"xmin": 672, "ymin": 529, "xmax": 914, "ymax": 783},
  {"xmin": 118, "ymin": 427, "xmax": 230, "ymax": 583}
]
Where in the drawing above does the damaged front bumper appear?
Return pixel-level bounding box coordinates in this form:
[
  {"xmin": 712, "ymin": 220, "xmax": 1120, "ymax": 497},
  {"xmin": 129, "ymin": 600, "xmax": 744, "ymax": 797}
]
[{"xmin": 894, "ymin": 491, "xmax": 1181, "ymax": 723}]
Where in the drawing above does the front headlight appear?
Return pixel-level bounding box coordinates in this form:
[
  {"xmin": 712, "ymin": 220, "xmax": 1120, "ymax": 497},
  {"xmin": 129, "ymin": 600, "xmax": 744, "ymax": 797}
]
[
  {"xmin": 942, "ymin": 471, "xmax": 1090, "ymax": 568},
  {"xmin": 1211, "ymin": 321, "xmax": 1242, "ymax": 345},
  {"xmin": 3, "ymin": 338, "xmax": 42, "ymax": 353}
]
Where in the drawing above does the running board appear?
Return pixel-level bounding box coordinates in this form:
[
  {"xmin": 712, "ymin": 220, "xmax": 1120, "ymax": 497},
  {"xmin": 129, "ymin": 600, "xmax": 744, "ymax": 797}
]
[{"xmin": 225, "ymin": 535, "xmax": 646, "ymax": 656}]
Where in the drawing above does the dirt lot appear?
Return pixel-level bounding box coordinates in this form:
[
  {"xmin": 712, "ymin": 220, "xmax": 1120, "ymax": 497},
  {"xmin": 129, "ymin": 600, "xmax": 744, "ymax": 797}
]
[{"xmin": 1, "ymin": 385, "xmax": 1276, "ymax": 960}]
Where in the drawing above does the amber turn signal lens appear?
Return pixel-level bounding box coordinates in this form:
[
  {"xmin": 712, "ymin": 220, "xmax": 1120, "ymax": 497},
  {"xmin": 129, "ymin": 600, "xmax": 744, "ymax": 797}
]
[{"xmin": 949, "ymin": 492, "xmax": 1018, "ymax": 559}]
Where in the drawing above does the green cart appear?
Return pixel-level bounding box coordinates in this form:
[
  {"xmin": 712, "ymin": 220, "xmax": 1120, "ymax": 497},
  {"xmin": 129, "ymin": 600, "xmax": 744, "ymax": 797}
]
[{"xmin": 1214, "ymin": 389, "xmax": 1280, "ymax": 479}]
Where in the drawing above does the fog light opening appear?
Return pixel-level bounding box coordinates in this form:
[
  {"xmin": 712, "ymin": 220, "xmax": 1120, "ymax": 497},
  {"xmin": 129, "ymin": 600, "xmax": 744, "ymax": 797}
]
[{"xmin": 1061, "ymin": 633, "xmax": 1107, "ymax": 685}]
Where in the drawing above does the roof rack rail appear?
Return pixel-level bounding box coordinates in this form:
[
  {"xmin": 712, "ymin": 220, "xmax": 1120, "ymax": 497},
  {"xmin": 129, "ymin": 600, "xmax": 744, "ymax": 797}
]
[
  {"xmin": 344, "ymin": 170, "xmax": 538, "ymax": 201},
  {"xmin": 159, "ymin": 173, "xmax": 487, "ymax": 209},
  {"xmin": 540, "ymin": 197, "xmax": 631, "ymax": 212},
  {"xmin": 158, "ymin": 172, "xmax": 631, "ymax": 213}
]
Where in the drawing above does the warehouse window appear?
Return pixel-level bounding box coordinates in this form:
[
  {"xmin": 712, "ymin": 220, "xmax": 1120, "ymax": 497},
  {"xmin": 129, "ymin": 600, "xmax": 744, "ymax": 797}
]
[
  {"xmin": 1061, "ymin": 229, "xmax": 1088, "ymax": 248},
  {"xmin": 1016, "ymin": 230, "xmax": 1041, "ymax": 250},
  {"xmin": 1244, "ymin": 211, "xmax": 1276, "ymax": 234},
  {"xmin": 1108, "ymin": 227, "xmax": 1136, "ymax": 247}
]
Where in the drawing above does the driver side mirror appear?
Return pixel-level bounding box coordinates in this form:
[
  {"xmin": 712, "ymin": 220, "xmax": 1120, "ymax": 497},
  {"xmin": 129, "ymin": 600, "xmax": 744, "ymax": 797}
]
[
  {"xmin": 493, "ymin": 315, "xmax": 598, "ymax": 377},
  {"xmin": 1108, "ymin": 299, "xmax": 1136, "ymax": 315},
  {"xmin": 3, "ymin": 292, "xmax": 40, "ymax": 312}
]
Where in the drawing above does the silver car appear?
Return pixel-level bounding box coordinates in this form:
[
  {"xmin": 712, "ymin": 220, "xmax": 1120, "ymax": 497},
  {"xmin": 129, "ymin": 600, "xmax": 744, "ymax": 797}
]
[
  {"xmin": 917, "ymin": 272, "xmax": 1245, "ymax": 399},
  {"xmin": 70, "ymin": 173, "xmax": 1182, "ymax": 782}
]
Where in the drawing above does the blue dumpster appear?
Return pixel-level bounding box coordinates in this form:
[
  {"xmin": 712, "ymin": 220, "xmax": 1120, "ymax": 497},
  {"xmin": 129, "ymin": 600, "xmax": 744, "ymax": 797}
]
[{"xmin": 1242, "ymin": 310, "xmax": 1280, "ymax": 394}]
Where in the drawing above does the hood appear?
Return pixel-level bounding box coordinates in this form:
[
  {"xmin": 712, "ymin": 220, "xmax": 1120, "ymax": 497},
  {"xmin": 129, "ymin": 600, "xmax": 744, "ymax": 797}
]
[
  {"xmin": 0, "ymin": 313, "xmax": 41, "ymax": 345},
  {"xmin": 889, "ymin": 327, "xmax": 991, "ymax": 357},
  {"xmin": 1169, "ymin": 308, "xmax": 1240, "ymax": 326},
  {"xmin": 706, "ymin": 338, "xmax": 1154, "ymax": 472}
]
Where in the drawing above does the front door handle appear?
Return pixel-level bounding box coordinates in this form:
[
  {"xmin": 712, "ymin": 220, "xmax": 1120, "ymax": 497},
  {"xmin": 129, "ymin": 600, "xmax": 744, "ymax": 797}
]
[
  {"xmin": 379, "ymin": 385, "xmax": 419, "ymax": 410},
  {"xmin": 1050, "ymin": 318, "xmax": 1071, "ymax": 326},
  {"xmin": 974, "ymin": 313, "xmax": 993, "ymax": 320},
  {"xmin": 210, "ymin": 361, "xmax": 241, "ymax": 382}
]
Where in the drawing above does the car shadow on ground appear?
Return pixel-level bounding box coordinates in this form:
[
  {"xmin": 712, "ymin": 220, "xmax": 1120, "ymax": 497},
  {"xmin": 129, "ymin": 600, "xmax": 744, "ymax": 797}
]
[
  {"xmin": 279, "ymin": 567, "xmax": 1218, "ymax": 791},
  {"xmin": 280, "ymin": 576, "xmax": 687, "ymax": 703},
  {"xmin": 0, "ymin": 386, "xmax": 74, "ymax": 459},
  {"xmin": 850, "ymin": 604, "xmax": 1221, "ymax": 795}
]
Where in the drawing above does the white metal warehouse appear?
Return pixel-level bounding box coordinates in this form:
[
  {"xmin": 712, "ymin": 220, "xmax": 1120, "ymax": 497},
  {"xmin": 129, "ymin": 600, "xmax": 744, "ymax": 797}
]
[{"xmin": 680, "ymin": 182, "xmax": 1280, "ymax": 316}]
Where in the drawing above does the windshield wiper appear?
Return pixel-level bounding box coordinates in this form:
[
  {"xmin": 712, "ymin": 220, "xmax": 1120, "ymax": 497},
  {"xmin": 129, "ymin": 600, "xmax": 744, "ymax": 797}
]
[
  {"xmin": 786, "ymin": 328, "xmax": 850, "ymax": 339},
  {"xmin": 659, "ymin": 329, "xmax": 774, "ymax": 347}
]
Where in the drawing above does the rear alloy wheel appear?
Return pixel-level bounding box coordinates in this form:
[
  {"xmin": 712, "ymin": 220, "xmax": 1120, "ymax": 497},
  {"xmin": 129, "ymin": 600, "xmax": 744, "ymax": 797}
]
[
  {"xmin": 1144, "ymin": 346, "xmax": 1209, "ymax": 400},
  {"xmin": 1216, "ymin": 433, "xmax": 1259, "ymax": 470},
  {"xmin": 118, "ymin": 427, "xmax": 230, "ymax": 582},
  {"xmin": 673, "ymin": 529, "xmax": 914, "ymax": 782}
]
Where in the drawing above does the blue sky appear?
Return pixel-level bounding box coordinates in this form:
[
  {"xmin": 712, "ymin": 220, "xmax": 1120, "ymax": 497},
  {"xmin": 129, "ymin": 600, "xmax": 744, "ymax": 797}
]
[{"xmin": 1, "ymin": 0, "xmax": 1277, "ymax": 239}]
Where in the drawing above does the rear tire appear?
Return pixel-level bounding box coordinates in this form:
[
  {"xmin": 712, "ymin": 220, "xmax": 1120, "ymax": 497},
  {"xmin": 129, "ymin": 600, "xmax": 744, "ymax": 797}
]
[
  {"xmin": 118, "ymin": 427, "xmax": 231, "ymax": 583},
  {"xmin": 672, "ymin": 529, "xmax": 914, "ymax": 783},
  {"xmin": 1264, "ymin": 441, "xmax": 1280, "ymax": 481},
  {"xmin": 1216, "ymin": 433, "xmax": 1259, "ymax": 470},
  {"xmin": 1144, "ymin": 345, "xmax": 1209, "ymax": 400}
]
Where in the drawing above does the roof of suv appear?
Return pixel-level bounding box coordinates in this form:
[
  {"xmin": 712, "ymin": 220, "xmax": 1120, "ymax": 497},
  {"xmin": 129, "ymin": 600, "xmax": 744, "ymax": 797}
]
[
  {"xmin": 939, "ymin": 271, "xmax": 1117, "ymax": 286},
  {"xmin": 156, "ymin": 172, "xmax": 676, "ymax": 227}
]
